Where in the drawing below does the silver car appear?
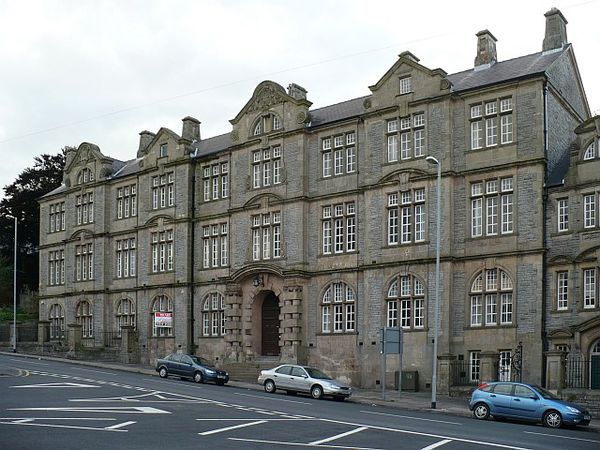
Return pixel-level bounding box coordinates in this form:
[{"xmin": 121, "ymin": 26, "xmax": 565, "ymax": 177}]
[{"xmin": 258, "ymin": 364, "xmax": 352, "ymax": 400}]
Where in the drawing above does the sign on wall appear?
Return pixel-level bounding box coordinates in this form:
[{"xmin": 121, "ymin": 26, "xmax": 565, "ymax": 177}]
[{"xmin": 154, "ymin": 312, "xmax": 172, "ymax": 328}]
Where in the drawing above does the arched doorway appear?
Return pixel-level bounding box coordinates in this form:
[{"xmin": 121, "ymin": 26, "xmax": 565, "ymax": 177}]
[
  {"xmin": 591, "ymin": 340, "xmax": 600, "ymax": 389},
  {"xmin": 261, "ymin": 292, "xmax": 280, "ymax": 356}
]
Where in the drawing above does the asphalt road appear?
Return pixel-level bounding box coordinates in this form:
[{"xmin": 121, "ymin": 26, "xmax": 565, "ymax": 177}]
[{"xmin": 1, "ymin": 354, "xmax": 598, "ymax": 450}]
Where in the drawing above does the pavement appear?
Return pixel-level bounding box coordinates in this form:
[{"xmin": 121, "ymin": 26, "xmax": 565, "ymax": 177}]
[{"xmin": 2, "ymin": 351, "xmax": 598, "ymax": 432}]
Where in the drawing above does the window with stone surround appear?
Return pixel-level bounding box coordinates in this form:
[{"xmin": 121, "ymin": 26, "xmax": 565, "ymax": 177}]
[
  {"xmin": 76, "ymin": 300, "xmax": 93, "ymax": 338},
  {"xmin": 151, "ymin": 230, "xmax": 173, "ymax": 273},
  {"xmin": 470, "ymin": 268, "xmax": 513, "ymax": 327},
  {"xmin": 116, "ymin": 238, "xmax": 136, "ymax": 278},
  {"xmin": 75, "ymin": 243, "xmax": 94, "ymax": 281},
  {"xmin": 152, "ymin": 172, "xmax": 174, "ymax": 209},
  {"xmin": 386, "ymin": 274, "xmax": 425, "ymax": 330},
  {"xmin": 151, "ymin": 295, "xmax": 173, "ymax": 337},
  {"xmin": 557, "ymin": 198, "xmax": 569, "ymax": 232},
  {"xmin": 321, "ymin": 202, "xmax": 356, "ymax": 255},
  {"xmin": 202, "ymin": 222, "xmax": 228, "ymax": 268},
  {"xmin": 202, "ymin": 161, "xmax": 229, "ymax": 201},
  {"xmin": 116, "ymin": 298, "xmax": 136, "ymax": 336},
  {"xmin": 202, "ymin": 292, "xmax": 225, "ymax": 337},
  {"xmin": 48, "ymin": 249, "xmax": 65, "ymax": 286},
  {"xmin": 77, "ymin": 168, "xmax": 94, "ymax": 185},
  {"xmin": 399, "ymin": 76, "xmax": 412, "ymax": 95},
  {"xmin": 252, "ymin": 211, "xmax": 281, "ymax": 261},
  {"xmin": 387, "ymin": 188, "xmax": 426, "ymax": 245},
  {"xmin": 583, "ymin": 268, "xmax": 598, "ymax": 309},
  {"xmin": 252, "ymin": 112, "xmax": 283, "ymax": 136},
  {"xmin": 49, "ymin": 201, "xmax": 65, "ymax": 232},
  {"xmin": 583, "ymin": 139, "xmax": 598, "ymax": 161},
  {"xmin": 117, "ymin": 184, "xmax": 137, "ymax": 219},
  {"xmin": 470, "ymin": 97, "xmax": 513, "ymax": 150},
  {"xmin": 76, "ymin": 192, "xmax": 94, "ymax": 225},
  {"xmin": 252, "ymin": 146, "xmax": 282, "ymax": 188},
  {"xmin": 49, "ymin": 304, "xmax": 65, "ymax": 339},
  {"xmin": 470, "ymin": 177, "xmax": 513, "ymax": 238},
  {"xmin": 556, "ymin": 271, "xmax": 569, "ymax": 311},
  {"xmin": 321, "ymin": 281, "xmax": 356, "ymax": 333},
  {"xmin": 470, "ymin": 351, "xmax": 481, "ymax": 382},
  {"xmin": 386, "ymin": 113, "xmax": 426, "ymax": 163},
  {"xmin": 321, "ymin": 132, "xmax": 356, "ymax": 177},
  {"xmin": 583, "ymin": 192, "xmax": 598, "ymax": 229}
]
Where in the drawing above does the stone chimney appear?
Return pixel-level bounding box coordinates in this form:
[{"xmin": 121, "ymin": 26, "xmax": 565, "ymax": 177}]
[
  {"xmin": 137, "ymin": 130, "xmax": 155, "ymax": 157},
  {"xmin": 543, "ymin": 8, "xmax": 568, "ymax": 53},
  {"xmin": 181, "ymin": 116, "xmax": 201, "ymax": 142},
  {"xmin": 474, "ymin": 30, "xmax": 497, "ymax": 68},
  {"xmin": 287, "ymin": 83, "xmax": 307, "ymax": 101}
]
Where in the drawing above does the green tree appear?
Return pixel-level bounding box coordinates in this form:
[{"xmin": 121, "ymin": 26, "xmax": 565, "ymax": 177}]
[{"xmin": 0, "ymin": 148, "xmax": 69, "ymax": 305}]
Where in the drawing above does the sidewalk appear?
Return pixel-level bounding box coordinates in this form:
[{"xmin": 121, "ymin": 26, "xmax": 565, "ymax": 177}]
[{"xmin": 2, "ymin": 351, "xmax": 597, "ymax": 432}]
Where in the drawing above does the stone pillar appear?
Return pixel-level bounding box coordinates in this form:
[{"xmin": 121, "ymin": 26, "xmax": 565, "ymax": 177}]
[
  {"xmin": 67, "ymin": 323, "xmax": 83, "ymax": 353},
  {"xmin": 479, "ymin": 351, "xmax": 499, "ymax": 383},
  {"xmin": 437, "ymin": 353, "xmax": 456, "ymax": 395},
  {"xmin": 37, "ymin": 321, "xmax": 50, "ymax": 345},
  {"xmin": 280, "ymin": 281, "xmax": 304, "ymax": 363},
  {"xmin": 120, "ymin": 325, "xmax": 136, "ymax": 364},
  {"xmin": 224, "ymin": 284, "xmax": 243, "ymax": 362},
  {"xmin": 545, "ymin": 350, "xmax": 567, "ymax": 391}
]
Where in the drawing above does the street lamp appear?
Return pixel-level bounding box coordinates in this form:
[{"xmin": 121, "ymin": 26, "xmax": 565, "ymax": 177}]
[
  {"xmin": 426, "ymin": 156, "xmax": 441, "ymax": 409},
  {"xmin": 6, "ymin": 214, "xmax": 17, "ymax": 353}
]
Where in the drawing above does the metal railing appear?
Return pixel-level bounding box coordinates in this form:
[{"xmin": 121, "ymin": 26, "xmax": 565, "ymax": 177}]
[
  {"xmin": 101, "ymin": 331, "xmax": 121, "ymax": 348},
  {"xmin": 565, "ymin": 359, "xmax": 590, "ymax": 389},
  {"xmin": 450, "ymin": 361, "xmax": 479, "ymax": 386}
]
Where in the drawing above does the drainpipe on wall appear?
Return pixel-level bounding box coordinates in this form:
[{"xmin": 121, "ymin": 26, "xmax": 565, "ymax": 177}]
[
  {"xmin": 190, "ymin": 160, "xmax": 197, "ymax": 354},
  {"xmin": 541, "ymin": 80, "xmax": 549, "ymax": 386}
]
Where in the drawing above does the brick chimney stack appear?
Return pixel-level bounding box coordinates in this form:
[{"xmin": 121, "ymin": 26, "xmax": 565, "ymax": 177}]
[
  {"xmin": 543, "ymin": 8, "xmax": 568, "ymax": 53},
  {"xmin": 137, "ymin": 130, "xmax": 155, "ymax": 157},
  {"xmin": 181, "ymin": 116, "xmax": 201, "ymax": 142},
  {"xmin": 474, "ymin": 30, "xmax": 497, "ymax": 68}
]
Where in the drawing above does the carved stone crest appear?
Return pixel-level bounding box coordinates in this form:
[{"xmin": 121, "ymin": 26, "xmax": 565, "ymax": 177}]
[
  {"xmin": 231, "ymin": 130, "xmax": 239, "ymax": 142},
  {"xmin": 248, "ymin": 85, "xmax": 286, "ymax": 113}
]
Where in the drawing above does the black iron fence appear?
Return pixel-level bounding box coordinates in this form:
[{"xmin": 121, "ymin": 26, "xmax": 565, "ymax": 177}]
[
  {"xmin": 450, "ymin": 361, "xmax": 479, "ymax": 386},
  {"xmin": 101, "ymin": 331, "xmax": 121, "ymax": 348},
  {"xmin": 565, "ymin": 359, "xmax": 590, "ymax": 389}
]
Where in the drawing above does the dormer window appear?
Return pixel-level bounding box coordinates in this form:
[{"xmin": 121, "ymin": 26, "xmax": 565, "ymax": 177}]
[
  {"xmin": 159, "ymin": 143, "xmax": 168, "ymax": 158},
  {"xmin": 252, "ymin": 113, "xmax": 283, "ymax": 137},
  {"xmin": 77, "ymin": 168, "xmax": 94, "ymax": 185},
  {"xmin": 399, "ymin": 76, "xmax": 412, "ymax": 95},
  {"xmin": 583, "ymin": 140, "xmax": 597, "ymax": 160}
]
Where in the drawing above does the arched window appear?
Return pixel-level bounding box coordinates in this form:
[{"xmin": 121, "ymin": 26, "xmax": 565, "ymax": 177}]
[
  {"xmin": 151, "ymin": 295, "xmax": 173, "ymax": 337},
  {"xmin": 77, "ymin": 168, "xmax": 94, "ymax": 185},
  {"xmin": 76, "ymin": 300, "xmax": 93, "ymax": 338},
  {"xmin": 583, "ymin": 141, "xmax": 596, "ymax": 160},
  {"xmin": 49, "ymin": 304, "xmax": 65, "ymax": 339},
  {"xmin": 386, "ymin": 275, "xmax": 425, "ymax": 329},
  {"xmin": 321, "ymin": 281, "xmax": 356, "ymax": 333},
  {"xmin": 202, "ymin": 292, "xmax": 225, "ymax": 337},
  {"xmin": 470, "ymin": 268, "xmax": 513, "ymax": 327},
  {"xmin": 252, "ymin": 113, "xmax": 282, "ymax": 136},
  {"xmin": 116, "ymin": 298, "xmax": 136, "ymax": 336}
]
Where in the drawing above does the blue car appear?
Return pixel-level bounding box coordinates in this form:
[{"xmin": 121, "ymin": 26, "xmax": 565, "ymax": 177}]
[
  {"xmin": 155, "ymin": 353, "xmax": 229, "ymax": 385},
  {"xmin": 469, "ymin": 382, "xmax": 591, "ymax": 428}
]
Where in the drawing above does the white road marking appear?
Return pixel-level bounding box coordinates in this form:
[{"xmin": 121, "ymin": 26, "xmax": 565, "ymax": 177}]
[
  {"xmin": 0, "ymin": 421, "xmax": 128, "ymax": 432},
  {"xmin": 105, "ymin": 421, "xmax": 136, "ymax": 430},
  {"xmin": 72, "ymin": 368, "xmax": 117, "ymax": 376},
  {"xmin": 8, "ymin": 359, "xmax": 49, "ymax": 366},
  {"xmin": 229, "ymin": 437, "xmax": 383, "ymax": 449},
  {"xmin": 523, "ymin": 431, "xmax": 600, "ymax": 444},
  {"xmin": 196, "ymin": 418, "xmax": 312, "ymax": 421},
  {"xmin": 11, "ymin": 382, "xmax": 99, "ymax": 388},
  {"xmin": 0, "ymin": 417, "xmax": 116, "ymax": 421},
  {"xmin": 198, "ymin": 420, "xmax": 267, "ymax": 436},
  {"xmin": 361, "ymin": 410, "xmax": 463, "ymax": 425},
  {"xmin": 310, "ymin": 426, "xmax": 368, "ymax": 445},
  {"xmin": 234, "ymin": 392, "xmax": 311, "ymax": 404},
  {"xmin": 420, "ymin": 439, "xmax": 453, "ymax": 450},
  {"xmin": 10, "ymin": 406, "xmax": 170, "ymax": 414}
]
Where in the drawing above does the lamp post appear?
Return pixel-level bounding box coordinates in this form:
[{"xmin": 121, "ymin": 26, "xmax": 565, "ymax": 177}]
[
  {"xmin": 425, "ymin": 156, "xmax": 441, "ymax": 409},
  {"xmin": 7, "ymin": 214, "xmax": 17, "ymax": 353}
]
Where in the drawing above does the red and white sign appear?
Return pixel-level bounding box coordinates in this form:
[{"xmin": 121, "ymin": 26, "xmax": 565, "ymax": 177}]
[{"xmin": 154, "ymin": 312, "xmax": 172, "ymax": 328}]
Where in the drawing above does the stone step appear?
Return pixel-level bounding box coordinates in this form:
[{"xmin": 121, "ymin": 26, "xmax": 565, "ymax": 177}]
[{"xmin": 220, "ymin": 360, "xmax": 280, "ymax": 383}]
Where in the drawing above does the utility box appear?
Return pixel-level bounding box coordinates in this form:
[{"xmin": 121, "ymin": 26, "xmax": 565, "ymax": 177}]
[{"xmin": 395, "ymin": 371, "xmax": 419, "ymax": 391}]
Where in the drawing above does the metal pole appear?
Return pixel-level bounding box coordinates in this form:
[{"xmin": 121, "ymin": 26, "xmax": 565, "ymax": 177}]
[{"xmin": 13, "ymin": 215, "xmax": 17, "ymax": 353}]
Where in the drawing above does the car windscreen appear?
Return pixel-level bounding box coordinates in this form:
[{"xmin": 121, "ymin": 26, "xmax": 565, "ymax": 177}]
[
  {"xmin": 304, "ymin": 368, "xmax": 332, "ymax": 380},
  {"xmin": 532, "ymin": 385, "xmax": 560, "ymax": 400},
  {"xmin": 191, "ymin": 356, "xmax": 212, "ymax": 366}
]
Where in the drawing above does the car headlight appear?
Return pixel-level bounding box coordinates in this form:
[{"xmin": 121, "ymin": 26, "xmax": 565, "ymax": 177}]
[{"xmin": 566, "ymin": 406, "xmax": 580, "ymax": 414}]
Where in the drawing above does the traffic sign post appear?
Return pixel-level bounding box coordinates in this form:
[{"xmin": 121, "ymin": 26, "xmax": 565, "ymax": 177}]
[{"xmin": 380, "ymin": 327, "xmax": 403, "ymax": 401}]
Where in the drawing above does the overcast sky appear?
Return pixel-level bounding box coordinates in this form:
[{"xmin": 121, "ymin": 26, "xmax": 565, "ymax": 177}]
[{"xmin": 1, "ymin": 0, "xmax": 599, "ymax": 201}]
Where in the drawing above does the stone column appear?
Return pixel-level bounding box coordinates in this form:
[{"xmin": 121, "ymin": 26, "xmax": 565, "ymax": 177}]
[
  {"xmin": 545, "ymin": 350, "xmax": 567, "ymax": 391},
  {"xmin": 224, "ymin": 284, "xmax": 242, "ymax": 362},
  {"xmin": 120, "ymin": 325, "xmax": 136, "ymax": 364},
  {"xmin": 479, "ymin": 351, "xmax": 499, "ymax": 383},
  {"xmin": 37, "ymin": 320, "xmax": 50, "ymax": 345},
  {"xmin": 437, "ymin": 353, "xmax": 456, "ymax": 395},
  {"xmin": 67, "ymin": 323, "xmax": 83, "ymax": 353},
  {"xmin": 280, "ymin": 281, "xmax": 304, "ymax": 363}
]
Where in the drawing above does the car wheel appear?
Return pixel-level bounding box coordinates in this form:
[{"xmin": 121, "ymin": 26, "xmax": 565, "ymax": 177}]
[
  {"xmin": 194, "ymin": 372, "xmax": 204, "ymax": 384},
  {"xmin": 473, "ymin": 402, "xmax": 490, "ymax": 420},
  {"xmin": 311, "ymin": 385, "xmax": 323, "ymax": 400},
  {"xmin": 158, "ymin": 367, "xmax": 168, "ymax": 379},
  {"xmin": 543, "ymin": 410, "xmax": 563, "ymax": 428},
  {"xmin": 264, "ymin": 379, "xmax": 276, "ymax": 393}
]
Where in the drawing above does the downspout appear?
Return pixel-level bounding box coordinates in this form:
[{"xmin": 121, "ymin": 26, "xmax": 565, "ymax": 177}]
[
  {"xmin": 541, "ymin": 80, "xmax": 549, "ymax": 385},
  {"xmin": 190, "ymin": 157, "xmax": 197, "ymax": 354}
]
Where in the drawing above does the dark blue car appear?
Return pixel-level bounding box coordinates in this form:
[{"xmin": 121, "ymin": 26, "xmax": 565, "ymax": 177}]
[
  {"xmin": 469, "ymin": 381, "xmax": 591, "ymax": 428},
  {"xmin": 155, "ymin": 353, "xmax": 229, "ymax": 385}
]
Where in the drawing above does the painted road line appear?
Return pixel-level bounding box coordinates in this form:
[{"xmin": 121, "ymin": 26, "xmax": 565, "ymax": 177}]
[
  {"xmin": 524, "ymin": 431, "xmax": 600, "ymax": 444},
  {"xmin": 234, "ymin": 392, "xmax": 311, "ymax": 405},
  {"xmin": 360, "ymin": 410, "xmax": 463, "ymax": 425},
  {"xmin": 0, "ymin": 417, "xmax": 116, "ymax": 421},
  {"xmin": 196, "ymin": 418, "xmax": 311, "ymax": 421},
  {"xmin": 11, "ymin": 382, "xmax": 100, "ymax": 388},
  {"xmin": 72, "ymin": 368, "xmax": 117, "ymax": 376},
  {"xmin": 229, "ymin": 437, "xmax": 383, "ymax": 450},
  {"xmin": 420, "ymin": 439, "xmax": 453, "ymax": 450},
  {"xmin": 310, "ymin": 426, "xmax": 369, "ymax": 445},
  {"xmin": 0, "ymin": 421, "xmax": 129, "ymax": 432},
  {"xmin": 198, "ymin": 420, "xmax": 267, "ymax": 436},
  {"xmin": 105, "ymin": 421, "xmax": 136, "ymax": 430},
  {"xmin": 10, "ymin": 406, "xmax": 170, "ymax": 414},
  {"xmin": 8, "ymin": 359, "xmax": 49, "ymax": 366}
]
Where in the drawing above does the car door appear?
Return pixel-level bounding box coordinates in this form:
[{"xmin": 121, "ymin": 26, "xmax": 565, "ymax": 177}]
[
  {"xmin": 510, "ymin": 385, "xmax": 541, "ymax": 420},
  {"xmin": 489, "ymin": 383, "xmax": 513, "ymax": 416},
  {"xmin": 179, "ymin": 355, "xmax": 194, "ymax": 378},
  {"xmin": 166, "ymin": 353, "xmax": 183, "ymax": 376},
  {"xmin": 289, "ymin": 366, "xmax": 310, "ymax": 393},
  {"xmin": 272, "ymin": 365, "xmax": 293, "ymax": 389}
]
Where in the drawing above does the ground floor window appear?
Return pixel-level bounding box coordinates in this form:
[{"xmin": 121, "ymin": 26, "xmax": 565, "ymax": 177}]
[
  {"xmin": 49, "ymin": 303, "xmax": 65, "ymax": 339},
  {"xmin": 470, "ymin": 351, "xmax": 481, "ymax": 382},
  {"xmin": 202, "ymin": 292, "xmax": 225, "ymax": 337},
  {"xmin": 151, "ymin": 295, "xmax": 173, "ymax": 337},
  {"xmin": 76, "ymin": 300, "xmax": 93, "ymax": 338},
  {"xmin": 116, "ymin": 298, "xmax": 136, "ymax": 336}
]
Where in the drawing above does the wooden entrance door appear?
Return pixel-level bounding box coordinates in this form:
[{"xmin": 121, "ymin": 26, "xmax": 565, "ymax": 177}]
[{"xmin": 261, "ymin": 293, "xmax": 280, "ymax": 356}]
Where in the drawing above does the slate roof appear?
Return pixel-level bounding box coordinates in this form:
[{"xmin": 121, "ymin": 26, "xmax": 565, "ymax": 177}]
[{"xmin": 309, "ymin": 96, "xmax": 370, "ymax": 127}]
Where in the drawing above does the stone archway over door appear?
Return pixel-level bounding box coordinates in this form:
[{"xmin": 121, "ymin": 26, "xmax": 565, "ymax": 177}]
[{"xmin": 261, "ymin": 292, "xmax": 280, "ymax": 356}]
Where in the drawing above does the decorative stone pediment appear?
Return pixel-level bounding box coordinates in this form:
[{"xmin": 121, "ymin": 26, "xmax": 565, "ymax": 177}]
[
  {"xmin": 247, "ymin": 83, "xmax": 288, "ymax": 113},
  {"xmin": 547, "ymin": 328, "xmax": 573, "ymax": 339}
]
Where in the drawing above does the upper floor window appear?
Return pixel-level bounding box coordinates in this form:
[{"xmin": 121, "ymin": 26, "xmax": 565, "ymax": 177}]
[
  {"xmin": 583, "ymin": 268, "xmax": 598, "ymax": 310},
  {"xmin": 117, "ymin": 184, "xmax": 137, "ymax": 219},
  {"xmin": 203, "ymin": 162, "xmax": 229, "ymax": 201},
  {"xmin": 49, "ymin": 202, "xmax": 65, "ymax": 232},
  {"xmin": 202, "ymin": 292, "xmax": 225, "ymax": 337},
  {"xmin": 48, "ymin": 249, "xmax": 65, "ymax": 286},
  {"xmin": 321, "ymin": 202, "xmax": 356, "ymax": 255},
  {"xmin": 116, "ymin": 298, "xmax": 136, "ymax": 335},
  {"xmin": 253, "ymin": 147, "xmax": 282, "ymax": 189},
  {"xmin": 76, "ymin": 193, "xmax": 94, "ymax": 225},
  {"xmin": 470, "ymin": 268, "xmax": 513, "ymax": 327},
  {"xmin": 556, "ymin": 271, "xmax": 569, "ymax": 311},
  {"xmin": 76, "ymin": 300, "xmax": 93, "ymax": 338},
  {"xmin": 151, "ymin": 295, "xmax": 173, "ymax": 337},
  {"xmin": 583, "ymin": 192, "xmax": 598, "ymax": 229},
  {"xmin": 386, "ymin": 114, "xmax": 426, "ymax": 162},
  {"xmin": 252, "ymin": 211, "xmax": 281, "ymax": 261},
  {"xmin": 202, "ymin": 222, "xmax": 228, "ymax": 269},
  {"xmin": 557, "ymin": 198, "xmax": 569, "ymax": 232},
  {"xmin": 152, "ymin": 172, "xmax": 174, "ymax": 209},
  {"xmin": 116, "ymin": 238, "xmax": 136, "ymax": 278},
  {"xmin": 387, "ymin": 188, "xmax": 426, "ymax": 245},
  {"xmin": 386, "ymin": 274, "xmax": 425, "ymax": 330},
  {"xmin": 49, "ymin": 304, "xmax": 65, "ymax": 339},
  {"xmin": 159, "ymin": 143, "xmax": 168, "ymax": 158},
  {"xmin": 151, "ymin": 230, "xmax": 173, "ymax": 273},
  {"xmin": 75, "ymin": 243, "xmax": 94, "ymax": 281},
  {"xmin": 470, "ymin": 97, "xmax": 513, "ymax": 150},
  {"xmin": 471, "ymin": 177, "xmax": 513, "ymax": 237},
  {"xmin": 253, "ymin": 113, "xmax": 282, "ymax": 136},
  {"xmin": 322, "ymin": 132, "xmax": 356, "ymax": 177},
  {"xmin": 321, "ymin": 281, "xmax": 356, "ymax": 333},
  {"xmin": 583, "ymin": 139, "xmax": 597, "ymax": 160},
  {"xmin": 399, "ymin": 76, "xmax": 412, "ymax": 95},
  {"xmin": 77, "ymin": 168, "xmax": 94, "ymax": 185}
]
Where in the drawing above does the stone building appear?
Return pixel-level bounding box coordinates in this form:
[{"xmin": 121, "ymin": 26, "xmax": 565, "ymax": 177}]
[{"xmin": 38, "ymin": 8, "xmax": 598, "ymax": 390}]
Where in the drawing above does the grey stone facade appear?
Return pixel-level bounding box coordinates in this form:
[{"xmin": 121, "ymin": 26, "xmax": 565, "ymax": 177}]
[{"xmin": 38, "ymin": 9, "xmax": 598, "ymax": 390}]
